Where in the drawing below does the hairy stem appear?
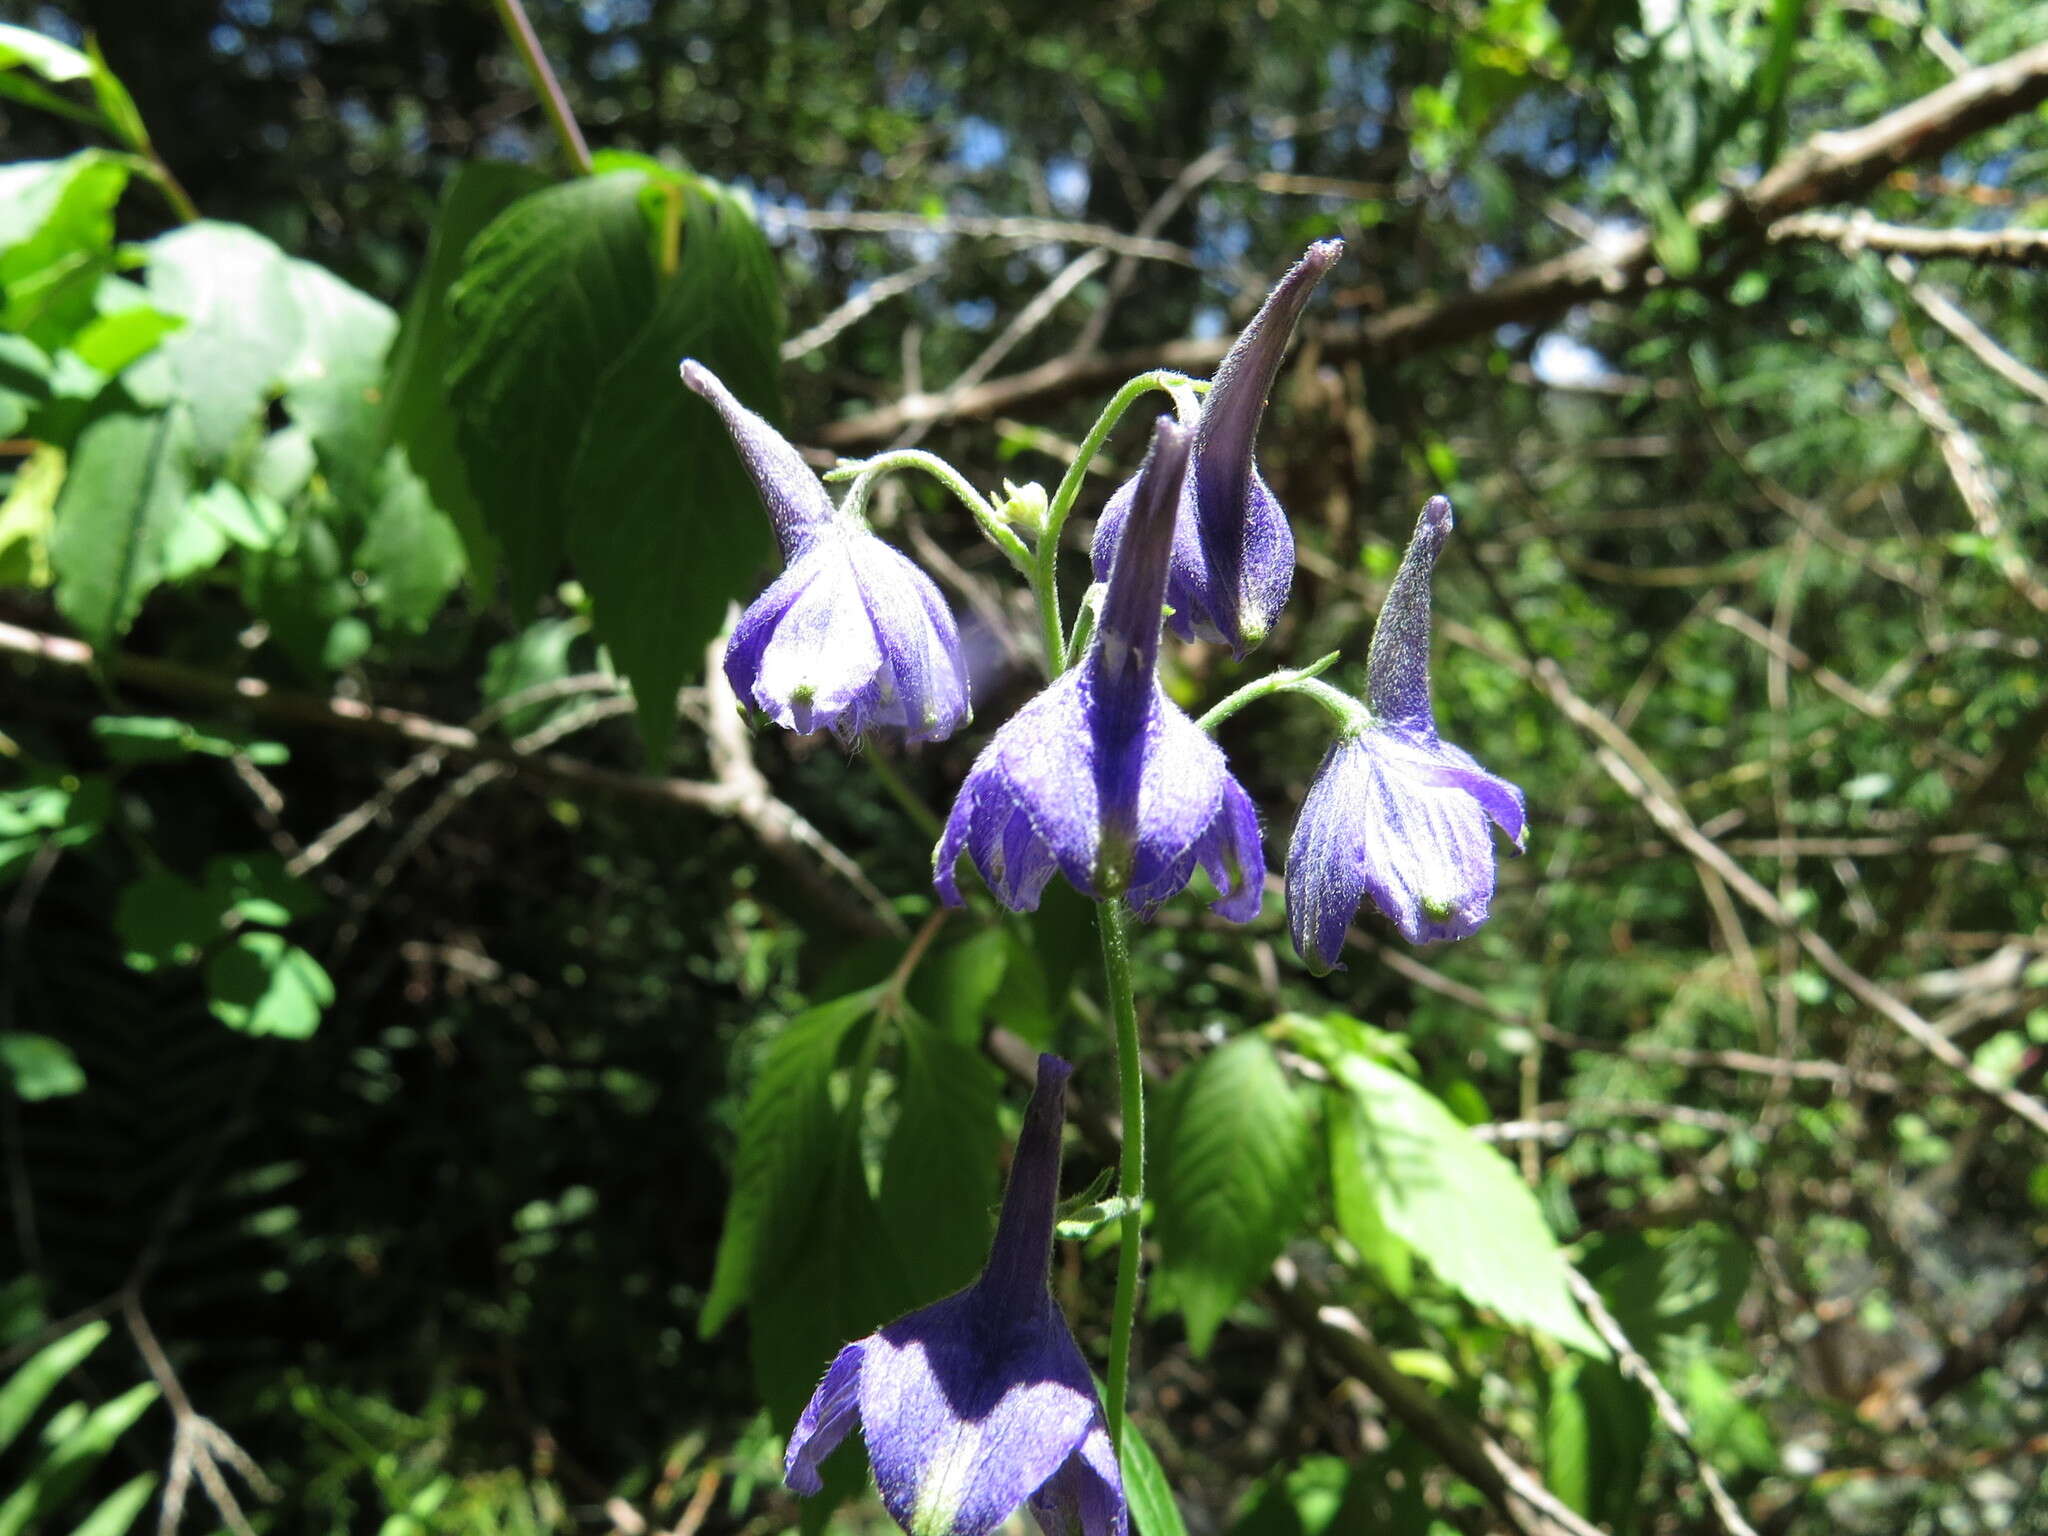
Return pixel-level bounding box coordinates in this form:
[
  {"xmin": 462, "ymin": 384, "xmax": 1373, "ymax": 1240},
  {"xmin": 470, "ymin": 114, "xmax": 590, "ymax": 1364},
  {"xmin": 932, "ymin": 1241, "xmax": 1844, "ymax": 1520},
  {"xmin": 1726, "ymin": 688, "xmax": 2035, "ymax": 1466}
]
[
  {"xmin": 1194, "ymin": 652, "xmax": 1346, "ymax": 734},
  {"xmin": 488, "ymin": 0, "xmax": 593, "ymax": 174},
  {"xmin": 1097, "ymin": 899, "xmax": 1144, "ymax": 1453}
]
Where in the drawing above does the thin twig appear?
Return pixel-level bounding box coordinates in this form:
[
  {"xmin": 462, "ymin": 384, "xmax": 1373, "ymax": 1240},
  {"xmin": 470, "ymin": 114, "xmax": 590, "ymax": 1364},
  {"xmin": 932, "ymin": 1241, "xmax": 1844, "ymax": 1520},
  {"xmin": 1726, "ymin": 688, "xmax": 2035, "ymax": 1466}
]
[{"xmin": 487, "ymin": 0, "xmax": 592, "ymax": 173}]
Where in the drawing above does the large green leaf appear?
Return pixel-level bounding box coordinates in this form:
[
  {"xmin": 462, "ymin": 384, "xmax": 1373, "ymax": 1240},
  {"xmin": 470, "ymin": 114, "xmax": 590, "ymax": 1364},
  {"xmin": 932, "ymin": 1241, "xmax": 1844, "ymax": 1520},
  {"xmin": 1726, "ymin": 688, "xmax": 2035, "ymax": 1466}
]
[
  {"xmin": 280, "ymin": 257, "xmax": 398, "ymax": 512},
  {"xmin": 699, "ymin": 990, "xmax": 879, "ymax": 1339},
  {"xmin": 445, "ymin": 171, "xmax": 657, "ymax": 613},
  {"xmin": 1121, "ymin": 1416, "xmax": 1191, "ymax": 1536},
  {"xmin": 1152, "ymin": 1035, "xmax": 1315, "ymax": 1356},
  {"xmin": 48, "ymin": 404, "xmax": 196, "ymax": 647},
  {"xmin": 382, "ymin": 160, "xmax": 547, "ymax": 588},
  {"xmin": 562, "ymin": 172, "xmax": 781, "ymax": 758},
  {"xmin": 877, "ymin": 1011, "xmax": 1003, "ymax": 1297},
  {"xmin": 145, "ymin": 221, "xmax": 302, "ymax": 465},
  {"xmin": 1326, "ymin": 1088, "xmax": 1412, "ymax": 1296},
  {"xmin": 1328, "ymin": 1054, "xmax": 1604, "ymax": 1355}
]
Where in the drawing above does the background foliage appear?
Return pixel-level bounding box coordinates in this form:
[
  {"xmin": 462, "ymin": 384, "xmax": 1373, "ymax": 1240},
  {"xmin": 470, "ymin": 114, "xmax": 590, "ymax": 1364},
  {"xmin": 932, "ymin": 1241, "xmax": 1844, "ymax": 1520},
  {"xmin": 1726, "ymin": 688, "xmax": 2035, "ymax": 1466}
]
[{"xmin": 2, "ymin": 2, "xmax": 2046, "ymax": 1534}]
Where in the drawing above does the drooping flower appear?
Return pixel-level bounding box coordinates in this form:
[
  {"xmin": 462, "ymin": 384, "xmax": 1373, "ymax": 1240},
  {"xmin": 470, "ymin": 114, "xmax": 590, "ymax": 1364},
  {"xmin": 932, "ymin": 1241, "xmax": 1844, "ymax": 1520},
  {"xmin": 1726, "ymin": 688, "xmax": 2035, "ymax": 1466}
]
[
  {"xmin": 1285, "ymin": 497, "xmax": 1526, "ymax": 970},
  {"xmin": 785, "ymin": 1053, "xmax": 1126, "ymax": 1536},
  {"xmin": 683, "ymin": 360, "xmax": 971, "ymax": 745},
  {"xmin": 1090, "ymin": 239, "xmax": 1342, "ymax": 658},
  {"xmin": 934, "ymin": 418, "xmax": 1263, "ymax": 920}
]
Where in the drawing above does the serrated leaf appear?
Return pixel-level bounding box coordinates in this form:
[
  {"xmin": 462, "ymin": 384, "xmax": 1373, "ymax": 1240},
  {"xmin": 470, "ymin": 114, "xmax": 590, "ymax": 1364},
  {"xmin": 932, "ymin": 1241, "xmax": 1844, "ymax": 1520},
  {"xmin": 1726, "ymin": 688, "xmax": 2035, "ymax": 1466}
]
[
  {"xmin": 205, "ymin": 933, "xmax": 333, "ymax": 1039},
  {"xmin": 561, "ymin": 173, "xmax": 781, "ymax": 758},
  {"xmin": 280, "ymin": 258, "xmax": 398, "ymax": 512},
  {"xmin": 48, "ymin": 404, "xmax": 195, "ymax": 647},
  {"xmin": 382, "ymin": 161, "xmax": 547, "ymax": 589},
  {"xmin": 446, "ymin": 171, "xmax": 657, "ymax": 612},
  {"xmin": 700, "ymin": 991, "xmax": 879, "ymax": 1339},
  {"xmin": 0, "ymin": 1034, "xmax": 84, "ymax": 1101},
  {"xmin": 0, "ymin": 1322, "xmax": 108, "ymax": 1458},
  {"xmin": 1327, "ymin": 1088, "xmax": 1411, "ymax": 1296},
  {"xmin": 878, "ymin": 1011, "xmax": 1003, "ymax": 1295},
  {"xmin": 1153, "ymin": 1036, "xmax": 1314, "ymax": 1356},
  {"xmin": 145, "ymin": 221, "xmax": 302, "ymax": 465},
  {"xmin": 1329, "ymin": 1055, "xmax": 1604, "ymax": 1355},
  {"xmin": 1121, "ymin": 1417, "xmax": 1189, "ymax": 1536}
]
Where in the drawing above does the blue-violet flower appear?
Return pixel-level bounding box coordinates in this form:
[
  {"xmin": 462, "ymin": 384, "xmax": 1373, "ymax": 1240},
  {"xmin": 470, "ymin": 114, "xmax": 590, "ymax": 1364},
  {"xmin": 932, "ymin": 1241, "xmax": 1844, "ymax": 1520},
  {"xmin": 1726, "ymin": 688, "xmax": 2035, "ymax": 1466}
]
[
  {"xmin": 1285, "ymin": 497, "xmax": 1526, "ymax": 970},
  {"xmin": 684, "ymin": 360, "xmax": 971, "ymax": 745},
  {"xmin": 1090, "ymin": 239, "xmax": 1342, "ymax": 657},
  {"xmin": 935, "ymin": 418, "xmax": 1264, "ymax": 919},
  {"xmin": 785, "ymin": 1053, "xmax": 1126, "ymax": 1536}
]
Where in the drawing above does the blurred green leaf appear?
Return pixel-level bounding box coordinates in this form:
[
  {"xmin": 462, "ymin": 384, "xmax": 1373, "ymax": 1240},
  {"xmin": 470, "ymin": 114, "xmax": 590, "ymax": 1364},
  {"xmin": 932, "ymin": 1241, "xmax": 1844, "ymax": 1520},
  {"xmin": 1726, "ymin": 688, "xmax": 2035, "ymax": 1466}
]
[
  {"xmin": 0, "ymin": 1033, "xmax": 85, "ymax": 1100},
  {"xmin": 48, "ymin": 404, "xmax": 196, "ymax": 647},
  {"xmin": 0, "ymin": 152, "xmax": 127, "ymax": 345},
  {"xmin": 357, "ymin": 451, "xmax": 466, "ymax": 632},
  {"xmin": 1153, "ymin": 1035, "xmax": 1315, "ymax": 1356},
  {"xmin": 0, "ymin": 1322, "xmax": 108, "ymax": 1457},
  {"xmin": 1121, "ymin": 1416, "xmax": 1189, "ymax": 1536},
  {"xmin": 877, "ymin": 1011, "xmax": 1002, "ymax": 1296},
  {"xmin": 145, "ymin": 221, "xmax": 302, "ymax": 465},
  {"xmin": 0, "ymin": 1380, "xmax": 157, "ymax": 1536},
  {"xmin": 206, "ymin": 933, "xmax": 334, "ymax": 1039},
  {"xmin": 0, "ymin": 441, "xmax": 62, "ymax": 587},
  {"xmin": 279, "ymin": 257, "xmax": 398, "ymax": 512}
]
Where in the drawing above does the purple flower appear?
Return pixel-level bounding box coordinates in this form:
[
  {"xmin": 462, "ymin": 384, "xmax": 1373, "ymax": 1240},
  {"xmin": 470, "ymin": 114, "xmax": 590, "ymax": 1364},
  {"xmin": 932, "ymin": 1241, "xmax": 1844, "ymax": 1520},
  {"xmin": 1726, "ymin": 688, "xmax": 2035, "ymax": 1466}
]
[
  {"xmin": 934, "ymin": 418, "xmax": 1264, "ymax": 920},
  {"xmin": 1090, "ymin": 240, "xmax": 1342, "ymax": 658},
  {"xmin": 684, "ymin": 360, "xmax": 971, "ymax": 745},
  {"xmin": 785, "ymin": 1054, "xmax": 1126, "ymax": 1536},
  {"xmin": 1285, "ymin": 497, "xmax": 1526, "ymax": 970}
]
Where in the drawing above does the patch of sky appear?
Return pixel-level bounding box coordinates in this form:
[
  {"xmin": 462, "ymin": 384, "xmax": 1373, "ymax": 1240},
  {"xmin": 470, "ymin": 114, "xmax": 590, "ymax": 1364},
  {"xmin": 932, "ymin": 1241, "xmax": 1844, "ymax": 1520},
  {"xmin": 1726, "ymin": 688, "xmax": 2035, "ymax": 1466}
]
[
  {"xmin": 338, "ymin": 97, "xmax": 375, "ymax": 137},
  {"xmin": 591, "ymin": 39, "xmax": 642, "ymax": 80},
  {"xmin": 210, "ymin": 25, "xmax": 245, "ymax": 57},
  {"xmin": 481, "ymin": 124, "xmax": 538, "ymax": 164},
  {"xmin": 1486, "ymin": 93, "xmax": 1578, "ymax": 180},
  {"xmin": 1445, "ymin": 177, "xmax": 1482, "ymax": 225},
  {"xmin": 1193, "ymin": 202, "xmax": 1253, "ymax": 267},
  {"xmin": 1530, "ymin": 331, "xmax": 1618, "ymax": 389},
  {"xmin": 953, "ymin": 116, "xmax": 1009, "ymax": 174},
  {"xmin": 953, "ymin": 297, "xmax": 998, "ymax": 331},
  {"xmin": 275, "ymin": 37, "xmax": 309, "ymax": 73},
  {"xmin": 30, "ymin": 7, "xmax": 80, "ymax": 43},
  {"xmin": 308, "ymin": 9, "xmax": 339, "ymax": 43},
  {"xmin": 685, "ymin": 36, "xmax": 712, "ymax": 64},
  {"xmin": 581, "ymin": 0, "xmax": 652, "ymax": 33},
  {"xmin": 1190, "ymin": 305, "xmax": 1226, "ymax": 341},
  {"xmin": 224, "ymin": 0, "xmax": 272, "ymax": 24},
  {"xmin": 1268, "ymin": 138, "xmax": 1297, "ymax": 173},
  {"xmin": 1046, "ymin": 158, "xmax": 1090, "ymax": 217},
  {"xmin": 1468, "ymin": 244, "xmax": 1510, "ymax": 290}
]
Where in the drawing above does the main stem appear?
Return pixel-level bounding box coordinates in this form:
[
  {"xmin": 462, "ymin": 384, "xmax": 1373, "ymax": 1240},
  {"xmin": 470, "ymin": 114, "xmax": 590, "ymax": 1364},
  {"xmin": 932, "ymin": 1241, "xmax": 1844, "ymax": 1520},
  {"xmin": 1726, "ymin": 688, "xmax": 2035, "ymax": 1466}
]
[{"xmin": 1097, "ymin": 899, "xmax": 1144, "ymax": 1453}]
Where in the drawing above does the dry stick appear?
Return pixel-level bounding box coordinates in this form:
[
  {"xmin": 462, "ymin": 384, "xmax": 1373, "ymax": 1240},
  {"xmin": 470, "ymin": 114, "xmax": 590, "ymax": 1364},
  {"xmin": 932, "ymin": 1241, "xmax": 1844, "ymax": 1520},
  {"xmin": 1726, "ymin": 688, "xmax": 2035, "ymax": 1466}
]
[
  {"xmin": 124, "ymin": 1290, "xmax": 274, "ymax": 1536},
  {"xmin": 1513, "ymin": 650, "xmax": 2048, "ymax": 1140},
  {"xmin": 783, "ymin": 259, "xmax": 947, "ymax": 362},
  {"xmin": 0, "ymin": 620, "xmax": 901, "ymax": 938},
  {"xmin": 1889, "ymin": 257, "xmax": 2048, "ymax": 409},
  {"xmin": 981, "ymin": 1027, "xmax": 1603, "ymax": 1536},
  {"xmin": 764, "ymin": 208, "xmax": 1198, "ymax": 267},
  {"xmin": 818, "ymin": 39, "xmax": 2048, "ymax": 448},
  {"xmin": 1770, "ymin": 210, "xmax": 2048, "ymax": 266},
  {"xmin": 1712, "ymin": 606, "xmax": 1894, "ymax": 720},
  {"xmin": 1562, "ymin": 1269, "xmax": 1761, "ymax": 1536}
]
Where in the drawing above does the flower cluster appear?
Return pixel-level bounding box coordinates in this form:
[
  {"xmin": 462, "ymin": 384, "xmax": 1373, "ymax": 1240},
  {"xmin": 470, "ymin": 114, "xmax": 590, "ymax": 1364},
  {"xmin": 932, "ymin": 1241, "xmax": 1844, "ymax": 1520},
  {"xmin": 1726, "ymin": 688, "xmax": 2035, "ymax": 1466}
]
[{"xmin": 687, "ymin": 243, "xmax": 1529, "ymax": 1536}]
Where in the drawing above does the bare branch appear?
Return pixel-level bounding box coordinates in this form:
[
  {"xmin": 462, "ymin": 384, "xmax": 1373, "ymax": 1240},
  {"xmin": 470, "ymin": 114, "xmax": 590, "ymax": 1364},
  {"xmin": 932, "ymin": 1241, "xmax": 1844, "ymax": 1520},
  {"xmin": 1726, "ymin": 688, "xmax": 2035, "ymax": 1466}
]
[{"xmin": 1770, "ymin": 210, "xmax": 2048, "ymax": 266}]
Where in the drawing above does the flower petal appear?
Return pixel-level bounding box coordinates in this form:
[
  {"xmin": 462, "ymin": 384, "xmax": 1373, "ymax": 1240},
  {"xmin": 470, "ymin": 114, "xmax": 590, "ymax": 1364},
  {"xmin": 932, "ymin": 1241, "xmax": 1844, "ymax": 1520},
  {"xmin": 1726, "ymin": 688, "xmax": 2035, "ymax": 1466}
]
[
  {"xmin": 683, "ymin": 359, "xmax": 836, "ymax": 560},
  {"xmin": 784, "ymin": 1341, "xmax": 866, "ymax": 1496},
  {"xmin": 1284, "ymin": 740, "xmax": 1371, "ymax": 973},
  {"xmin": 1197, "ymin": 777, "xmax": 1266, "ymax": 923},
  {"xmin": 751, "ymin": 539, "xmax": 884, "ymax": 734},
  {"xmin": 861, "ymin": 1295, "xmax": 1099, "ymax": 1536},
  {"xmin": 1027, "ymin": 1423, "xmax": 1127, "ymax": 1536},
  {"xmin": 726, "ymin": 557, "xmax": 820, "ymax": 706},
  {"xmin": 1365, "ymin": 496, "xmax": 1453, "ymax": 734},
  {"xmin": 849, "ymin": 536, "xmax": 972, "ymax": 743}
]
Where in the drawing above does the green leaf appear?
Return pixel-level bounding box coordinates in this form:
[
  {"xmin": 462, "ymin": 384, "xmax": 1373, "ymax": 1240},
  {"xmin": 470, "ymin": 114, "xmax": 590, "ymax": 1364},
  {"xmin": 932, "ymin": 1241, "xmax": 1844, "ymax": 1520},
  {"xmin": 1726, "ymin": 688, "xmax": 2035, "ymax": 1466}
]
[
  {"xmin": 48, "ymin": 404, "xmax": 196, "ymax": 647},
  {"xmin": 382, "ymin": 161, "xmax": 547, "ymax": 589},
  {"xmin": 81, "ymin": 34, "xmax": 149, "ymax": 154},
  {"xmin": 205, "ymin": 933, "xmax": 334, "ymax": 1039},
  {"xmin": 1542, "ymin": 1356, "xmax": 1650, "ymax": 1529},
  {"xmin": 0, "ymin": 333, "xmax": 52, "ymax": 438},
  {"xmin": 0, "ymin": 1322, "xmax": 108, "ymax": 1458},
  {"xmin": 67, "ymin": 1473, "xmax": 157, "ymax": 1536},
  {"xmin": 0, "ymin": 153, "xmax": 127, "ymax": 345},
  {"xmin": 0, "ymin": 442, "xmax": 63, "ymax": 588},
  {"xmin": 113, "ymin": 870, "xmax": 215, "ymax": 970},
  {"xmin": 189, "ymin": 479, "xmax": 286, "ymax": 553},
  {"xmin": 280, "ymin": 257, "xmax": 398, "ymax": 511},
  {"xmin": 0, "ymin": 1380, "xmax": 156, "ymax": 1536},
  {"xmin": 1120, "ymin": 1416, "xmax": 1190, "ymax": 1536},
  {"xmin": 878, "ymin": 1012, "xmax": 1003, "ymax": 1296},
  {"xmin": 1153, "ymin": 1035, "xmax": 1315, "ymax": 1356},
  {"xmin": 561, "ymin": 172, "xmax": 782, "ymax": 757},
  {"xmin": 145, "ymin": 221, "xmax": 302, "ymax": 465},
  {"xmin": 356, "ymin": 451, "xmax": 465, "ymax": 632},
  {"xmin": 445, "ymin": 171, "xmax": 658, "ymax": 612},
  {"xmin": 91, "ymin": 714, "xmax": 288, "ymax": 764},
  {"xmin": 1326, "ymin": 1054, "xmax": 1604, "ymax": 1355},
  {"xmin": 68, "ymin": 305, "xmax": 181, "ymax": 376},
  {"xmin": 906, "ymin": 928, "xmax": 1010, "ymax": 1047},
  {"xmin": 1326, "ymin": 1088, "xmax": 1411, "ymax": 1296},
  {"xmin": 0, "ymin": 1034, "xmax": 85, "ymax": 1100},
  {"xmin": 699, "ymin": 991, "xmax": 879, "ymax": 1339},
  {"xmin": 0, "ymin": 24, "xmax": 93, "ymax": 83},
  {"xmin": 201, "ymin": 851, "xmax": 321, "ymax": 927},
  {"xmin": 481, "ymin": 616, "xmax": 587, "ymax": 734}
]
